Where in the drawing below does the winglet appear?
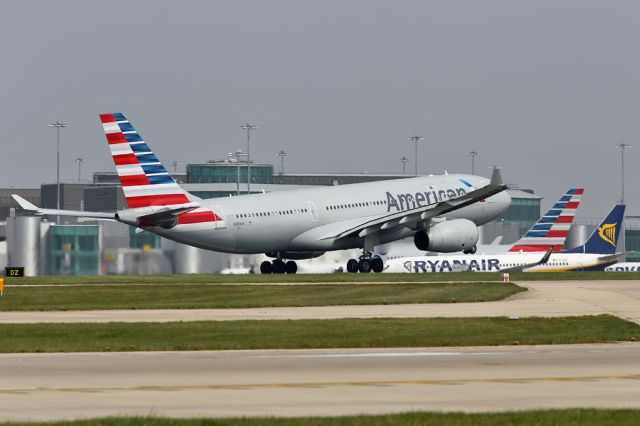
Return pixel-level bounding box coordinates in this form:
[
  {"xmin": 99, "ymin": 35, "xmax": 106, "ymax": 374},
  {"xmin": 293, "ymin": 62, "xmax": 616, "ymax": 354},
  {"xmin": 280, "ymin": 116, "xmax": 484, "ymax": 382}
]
[
  {"xmin": 11, "ymin": 194, "xmax": 40, "ymax": 211},
  {"xmin": 489, "ymin": 166, "xmax": 504, "ymax": 185},
  {"xmin": 540, "ymin": 247, "xmax": 553, "ymax": 264}
]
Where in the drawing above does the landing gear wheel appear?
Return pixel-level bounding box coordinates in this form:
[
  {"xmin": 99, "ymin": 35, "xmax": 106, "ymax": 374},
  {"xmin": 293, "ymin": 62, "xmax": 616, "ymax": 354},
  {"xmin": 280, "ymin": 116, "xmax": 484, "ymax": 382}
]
[
  {"xmin": 272, "ymin": 259, "xmax": 286, "ymax": 274},
  {"xmin": 285, "ymin": 261, "xmax": 297, "ymax": 274},
  {"xmin": 358, "ymin": 258, "xmax": 372, "ymax": 273},
  {"xmin": 371, "ymin": 257, "xmax": 384, "ymax": 273},
  {"xmin": 260, "ymin": 261, "xmax": 272, "ymax": 274},
  {"xmin": 347, "ymin": 259, "xmax": 359, "ymax": 273},
  {"xmin": 464, "ymin": 246, "xmax": 477, "ymax": 254}
]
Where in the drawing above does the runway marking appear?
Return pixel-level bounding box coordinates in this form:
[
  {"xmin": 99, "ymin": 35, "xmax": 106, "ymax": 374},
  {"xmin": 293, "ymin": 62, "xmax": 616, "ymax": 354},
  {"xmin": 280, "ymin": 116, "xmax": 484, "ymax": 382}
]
[
  {"xmin": 4, "ymin": 281, "xmax": 474, "ymax": 288},
  {"xmin": 256, "ymin": 351, "xmax": 509, "ymax": 358},
  {"xmin": 3, "ymin": 374, "xmax": 640, "ymax": 394}
]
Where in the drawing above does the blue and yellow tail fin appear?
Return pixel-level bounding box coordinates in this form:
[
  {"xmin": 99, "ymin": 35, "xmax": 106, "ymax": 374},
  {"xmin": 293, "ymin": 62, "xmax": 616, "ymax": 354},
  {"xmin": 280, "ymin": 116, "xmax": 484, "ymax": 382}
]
[{"xmin": 564, "ymin": 204, "xmax": 625, "ymax": 254}]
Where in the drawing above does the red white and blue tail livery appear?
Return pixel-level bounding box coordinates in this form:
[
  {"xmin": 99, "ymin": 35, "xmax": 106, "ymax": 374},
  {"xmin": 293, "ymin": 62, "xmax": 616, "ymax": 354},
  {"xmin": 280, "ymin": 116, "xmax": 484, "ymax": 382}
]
[
  {"xmin": 508, "ymin": 188, "xmax": 584, "ymax": 252},
  {"xmin": 99, "ymin": 113, "xmax": 194, "ymax": 208}
]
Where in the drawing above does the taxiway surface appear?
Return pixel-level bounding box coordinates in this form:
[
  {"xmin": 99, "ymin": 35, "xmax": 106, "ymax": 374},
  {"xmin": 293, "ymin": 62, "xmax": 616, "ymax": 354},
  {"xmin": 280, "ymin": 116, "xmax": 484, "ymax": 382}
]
[
  {"xmin": 1, "ymin": 343, "xmax": 640, "ymax": 421},
  {"xmin": 1, "ymin": 280, "xmax": 638, "ymax": 324}
]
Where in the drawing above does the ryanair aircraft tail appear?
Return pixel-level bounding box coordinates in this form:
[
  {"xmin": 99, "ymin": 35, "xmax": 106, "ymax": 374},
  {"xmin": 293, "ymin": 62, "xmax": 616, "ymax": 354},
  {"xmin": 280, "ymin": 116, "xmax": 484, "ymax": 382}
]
[
  {"xmin": 563, "ymin": 204, "xmax": 625, "ymax": 255},
  {"xmin": 508, "ymin": 188, "xmax": 584, "ymax": 252}
]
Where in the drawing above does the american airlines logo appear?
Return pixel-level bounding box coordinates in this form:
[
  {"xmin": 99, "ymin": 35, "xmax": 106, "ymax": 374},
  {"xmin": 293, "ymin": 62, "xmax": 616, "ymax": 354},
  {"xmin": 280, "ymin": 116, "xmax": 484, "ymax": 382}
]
[
  {"xmin": 386, "ymin": 187, "xmax": 467, "ymax": 212},
  {"xmin": 598, "ymin": 223, "xmax": 617, "ymax": 247}
]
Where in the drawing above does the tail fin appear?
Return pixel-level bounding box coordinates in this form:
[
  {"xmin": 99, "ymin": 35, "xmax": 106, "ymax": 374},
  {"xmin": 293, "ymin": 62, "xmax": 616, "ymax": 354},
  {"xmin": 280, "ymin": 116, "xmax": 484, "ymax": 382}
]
[
  {"xmin": 99, "ymin": 113, "xmax": 195, "ymax": 209},
  {"xmin": 508, "ymin": 188, "xmax": 584, "ymax": 252},
  {"xmin": 564, "ymin": 204, "xmax": 625, "ymax": 254}
]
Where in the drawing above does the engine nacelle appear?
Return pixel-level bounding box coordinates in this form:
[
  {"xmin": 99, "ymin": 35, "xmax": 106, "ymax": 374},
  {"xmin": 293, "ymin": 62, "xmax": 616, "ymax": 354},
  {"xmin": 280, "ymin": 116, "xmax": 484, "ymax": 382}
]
[
  {"xmin": 414, "ymin": 219, "xmax": 479, "ymax": 253},
  {"xmin": 115, "ymin": 208, "xmax": 178, "ymax": 229},
  {"xmin": 115, "ymin": 209, "xmax": 143, "ymax": 227}
]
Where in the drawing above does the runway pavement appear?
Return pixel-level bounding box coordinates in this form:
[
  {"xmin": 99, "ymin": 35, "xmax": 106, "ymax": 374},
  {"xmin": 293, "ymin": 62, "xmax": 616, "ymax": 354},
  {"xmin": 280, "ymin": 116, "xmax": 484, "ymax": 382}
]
[
  {"xmin": 1, "ymin": 280, "xmax": 639, "ymax": 324},
  {"xmin": 1, "ymin": 343, "xmax": 640, "ymax": 421}
]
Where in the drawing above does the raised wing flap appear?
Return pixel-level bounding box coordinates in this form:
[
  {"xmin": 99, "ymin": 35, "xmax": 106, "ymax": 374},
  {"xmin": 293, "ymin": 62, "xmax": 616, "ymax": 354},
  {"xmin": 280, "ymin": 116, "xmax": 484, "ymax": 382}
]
[{"xmin": 322, "ymin": 183, "xmax": 507, "ymax": 241}]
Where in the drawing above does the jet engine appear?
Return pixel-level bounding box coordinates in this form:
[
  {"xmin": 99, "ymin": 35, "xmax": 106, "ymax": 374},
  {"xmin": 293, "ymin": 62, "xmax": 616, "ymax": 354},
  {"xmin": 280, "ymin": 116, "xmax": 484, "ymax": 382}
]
[{"xmin": 413, "ymin": 219, "xmax": 479, "ymax": 253}]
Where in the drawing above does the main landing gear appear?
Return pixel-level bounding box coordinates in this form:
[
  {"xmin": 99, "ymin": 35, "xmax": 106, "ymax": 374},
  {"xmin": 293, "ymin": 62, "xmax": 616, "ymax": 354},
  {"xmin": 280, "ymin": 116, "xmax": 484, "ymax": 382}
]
[
  {"xmin": 260, "ymin": 258, "xmax": 297, "ymax": 274},
  {"xmin": 347, "ymin": 253, "xmax": 384, "ymax": 273},
  {"xmin": 463, "ymin": 245, "xmax": 477, "ymax": 254}
]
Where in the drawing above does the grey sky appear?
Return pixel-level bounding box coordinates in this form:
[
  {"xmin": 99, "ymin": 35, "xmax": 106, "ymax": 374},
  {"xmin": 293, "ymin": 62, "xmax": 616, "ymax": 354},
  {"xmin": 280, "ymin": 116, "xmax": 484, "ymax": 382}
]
[{"xmin": 1, "ymin": 0, "xmax": 638, "ymax": 217}]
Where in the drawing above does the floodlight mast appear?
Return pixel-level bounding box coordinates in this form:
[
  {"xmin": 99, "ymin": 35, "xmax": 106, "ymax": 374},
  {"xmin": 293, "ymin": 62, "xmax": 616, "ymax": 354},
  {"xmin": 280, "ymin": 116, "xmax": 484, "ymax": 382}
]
[
  {"xmin": 228, "ymin": 150, "xmax": 248, "ymax": 196},
  {"xmin": 48, "ymin": 121, "xmax": 67, "ymax": 217},
  {"xmin": 408, "ymin": 135, "xmax": 424, "ymax": 176},
  {"xmin": 615, "ymin": 142, "xmax": 631, "ymax": 204},
  {"xmin": 615, "ymin": 141, "xmax": 631, "ymax": 257},
  {"xmin": 75, "ymin": 157, "xmax": 84, "ymax": 182},
  {"xmin": 398, "ymin": 156, "xmax": 409, "ymax": 174},
  {"xmin": 277, "ymin": 150, "xmax": 288, "ymax": 175},
  {"xmin": 241, "ymin": 123, "xmax": 259, "ymax": 193},
  {"xmin": 469, "ymin": 151, "xmax": 479, "ymax": 175}
]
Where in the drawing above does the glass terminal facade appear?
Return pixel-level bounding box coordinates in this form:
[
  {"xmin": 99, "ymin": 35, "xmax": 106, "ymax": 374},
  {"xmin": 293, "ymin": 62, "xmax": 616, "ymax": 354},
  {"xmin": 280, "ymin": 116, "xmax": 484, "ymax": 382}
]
[
  {"xmin": 626, "ymin": 229, "xmax": 640, "ymax": 261},
  {"xmin": 493, "ymin": 196, "xmax": 541, "ymax": 237},
  {"xmin": 187, "ymin": 163, "xmax": 273, "ymax": 184},
  {"xmin": 129, "ymin": 228, "xmax": 161, "ymax": 250},
  {"xmin": 48, "ymin": 225, "xmax": 101, "ymax": 275}
]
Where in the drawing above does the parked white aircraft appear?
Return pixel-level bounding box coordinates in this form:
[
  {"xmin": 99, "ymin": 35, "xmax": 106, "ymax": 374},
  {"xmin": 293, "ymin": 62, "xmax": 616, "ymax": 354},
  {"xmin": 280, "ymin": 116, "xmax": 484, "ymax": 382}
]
[
  {"xmin": 12, "ymin": 113, "xmax": 510, "ymax": 274},
  {"xmin": 386, "ymin": 204, "xmax": 625, "ymax": 273},
  {"xmin": 377, "ymin": 187, "xmax": 584, "ymax": 258},
  {"xmin": 605, "ymin": 263, "xmax": 640, "ymax": 272}
]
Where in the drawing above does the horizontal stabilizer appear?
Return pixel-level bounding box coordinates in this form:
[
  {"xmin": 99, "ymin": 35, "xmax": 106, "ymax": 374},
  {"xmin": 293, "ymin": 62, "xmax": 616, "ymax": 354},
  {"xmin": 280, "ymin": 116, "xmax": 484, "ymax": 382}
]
[{"xmin": 11, "ymin": 194, "xmax": 115, "ymax": 219}]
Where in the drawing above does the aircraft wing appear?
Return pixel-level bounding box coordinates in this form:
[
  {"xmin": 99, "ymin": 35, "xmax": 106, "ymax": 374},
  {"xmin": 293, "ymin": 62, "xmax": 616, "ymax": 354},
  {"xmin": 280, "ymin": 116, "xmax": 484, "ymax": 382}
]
[
  {"xmin": 503, "ymin": 247, "xmax": 553, "ymax": 273},
  {"xmin": 597, "ymin": 252, "xmax": 628, "ymax": 263},
  {"xmin": 320, "ymin": 182, "xmax": 507, "ymax": 241},
  {"xmin": 12, "ymin": 194, "xmax": 115, "ymax": 219}
]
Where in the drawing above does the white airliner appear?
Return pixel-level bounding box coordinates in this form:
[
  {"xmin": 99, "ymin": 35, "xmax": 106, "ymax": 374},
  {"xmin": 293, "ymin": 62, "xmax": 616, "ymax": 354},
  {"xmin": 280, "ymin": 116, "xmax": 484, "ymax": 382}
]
[
  {"xmin": 385, "ymin": 204, "xmax": 625, "ymax": 273},
  {"xmin": 376, "ymin": 187, "xmax": 584, "ymax": 258},
  {"xmin": 12, "ymin": 113, "xmax": 510, "ymax": 274},
  {"xmin": 605, "ymin": 263, "xmax": 640, "ymax": 272}
]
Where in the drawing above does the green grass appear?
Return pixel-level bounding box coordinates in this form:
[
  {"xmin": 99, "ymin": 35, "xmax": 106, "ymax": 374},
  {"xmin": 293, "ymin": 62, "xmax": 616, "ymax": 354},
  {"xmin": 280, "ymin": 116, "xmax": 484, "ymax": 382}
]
[
  {"xmin": 0, "ymin": 315, "xmax": 637, "ymax": 353},
  {"xmin": 4, "ymin": 409, "xmax": 640, "ymax": 425},
  {"xmin": 4, "ymin": 271, "xmax": 640, "ymax": 287},
  {"xmin": 0, "ymin": 282, "xmax": 524, "ymax": 311}
]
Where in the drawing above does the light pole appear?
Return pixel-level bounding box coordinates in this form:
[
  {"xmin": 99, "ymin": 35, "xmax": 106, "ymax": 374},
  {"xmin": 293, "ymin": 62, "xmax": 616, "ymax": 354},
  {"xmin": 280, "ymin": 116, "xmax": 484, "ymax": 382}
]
[
  {"xmin": 170, "ymin": 161, "xmax": 183, "ymax": 173},
  {"xmin": 75, "ymin": 157, "xmax": 84, "ymax": 182},
  {"xmin": 615, "ymin": 142, "xmax": 631, "ymax": 203},
  {"xmin": 228, "ymin": 150, "xmax": 248, "ymax": 195},
  {"xmin": 398, "ymin": 156, "xmax": 409, "ymax": 174},
  {"xmin": 409, "ymin": 135, "xmax": 424, "ymax": 176},
  {"xmin": 469, "ymin": 151, "xmax": 479, "ymax": 175},
  {"xmin": 277, "ymin": 150, "xmax": 288, "ymax": 175},
  {"xmin": 48, "ymin": 121, "xmax": 67, "ymax": 214},
  {"xmin": 240, "ymin": 123, "xmax": 258, "ymax": 193},
  {"xmin": 615, "ymin": 142, "xmax": 631, "ymax": 257}
]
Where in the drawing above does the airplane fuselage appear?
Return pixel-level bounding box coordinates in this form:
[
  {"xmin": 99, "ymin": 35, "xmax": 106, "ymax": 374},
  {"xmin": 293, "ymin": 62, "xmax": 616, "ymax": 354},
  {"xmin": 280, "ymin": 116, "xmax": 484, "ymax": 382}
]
[
  {"xmin": 150, "ymin": 174, "xmax": 510, "ymax": 254},
  {"xmin": 386, "ymin": 252, "xmax": 616, "ymax": 273}
]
